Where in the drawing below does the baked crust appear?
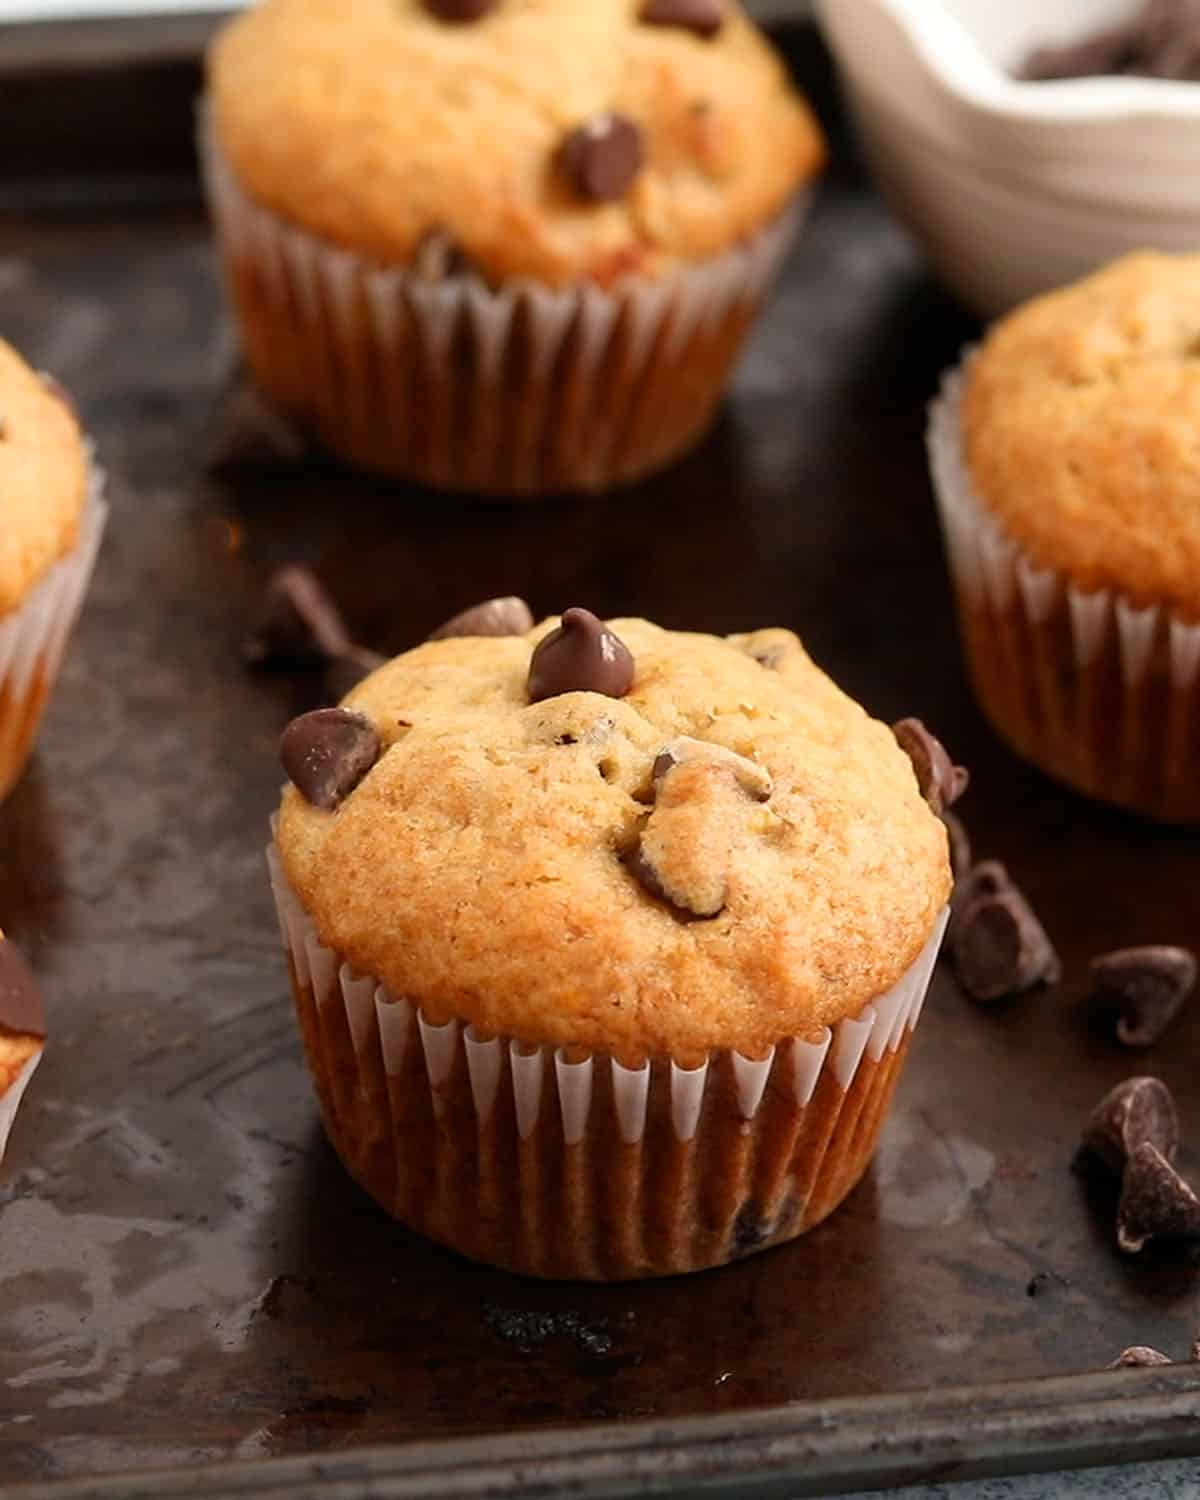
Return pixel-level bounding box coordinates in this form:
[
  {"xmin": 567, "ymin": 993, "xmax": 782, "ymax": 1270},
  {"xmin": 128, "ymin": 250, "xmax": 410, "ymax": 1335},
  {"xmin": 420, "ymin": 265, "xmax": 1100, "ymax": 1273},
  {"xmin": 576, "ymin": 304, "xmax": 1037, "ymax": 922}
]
[{"xmin": 277, "ymin": 619, "xmax": 950, "ymax": 1060}]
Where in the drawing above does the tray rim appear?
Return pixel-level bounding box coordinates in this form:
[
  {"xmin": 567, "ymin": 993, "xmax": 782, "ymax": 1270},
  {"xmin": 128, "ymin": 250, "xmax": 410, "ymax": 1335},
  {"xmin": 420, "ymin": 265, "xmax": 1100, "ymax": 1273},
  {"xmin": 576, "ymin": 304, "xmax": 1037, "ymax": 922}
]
[{"xmin": 6, "ymin": 1365, "xmax": 1200, "ymax": 1498}]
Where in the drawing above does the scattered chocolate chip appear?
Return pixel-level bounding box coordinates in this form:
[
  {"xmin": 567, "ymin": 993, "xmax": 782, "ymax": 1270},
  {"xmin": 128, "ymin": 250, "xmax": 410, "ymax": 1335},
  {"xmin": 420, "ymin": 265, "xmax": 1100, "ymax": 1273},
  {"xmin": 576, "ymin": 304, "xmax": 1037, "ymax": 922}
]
[
  {"xmin": 324, "ymin": 648, "xmax": 387, "ymax": 703},
  {"xmin": 428, "ymin": 596, "xmax": 534, "ymax": 641},
  {"xmin": 243, "ymin": 566, "xmax": 353, "ymax": 670},
  {"xmin": 1111, "ymin": 1346, "xmax": 1172, "ymax": 1368},
  {"xmin": 892, "ymin": 718, "xmax": 969, "ymax": 815},
  {"xmin": 1117, "ymin": 1141, "xmax": 1200, "ymax": 1255},
  {"xmin": 943, "ymin": 813, "xmax": 972, "ymax": 885},
  {"xmin": 1081, "ymin": 1077, "xmax": 1180, "ymax": 1177},
  {"xmin": 952, "ymin": 885, "xmax": 1060, "ymax": 1002},
  {"xmin": 280, "ymin": 708, "xmax": 380, "ymax": 811},
  {"xmin": 652, "ymin": 737, "xmax": 772, "ymax": 802},
  {"xmin": 639, "ymin": 0, "xmax": 724, "ymax": 38},
  {"xmin": 947, "ymin": 858, "xmax": 1009, "ymax": 946},
  {"xmin": 1091, "ymin": 946, "xmax": 1197, "ymax": 1049},
  {"xmin": 210, "ymin": 379, "xmax": 308, "ymax": 472},
  {"xmin": 422, "ymin": 0, "xmax": 498, "ymax": 19},
  {"xmin": 559, "ymin": 114, "xmax": 644, "ymax": 203},
  {"xmin": 1021, "ymin": 0, "xmax": 1200, "ymax": 82},
  {"xmin": 527, "ymin": 609, "xmax": 634, "ymax": 703},
  {"xmin": 627, "ymin": 842, "xmax": 725, "ymax": 921},
  {"xmin": 0, "ymin": 936, "xmax": 45, "ymax": 1039}
]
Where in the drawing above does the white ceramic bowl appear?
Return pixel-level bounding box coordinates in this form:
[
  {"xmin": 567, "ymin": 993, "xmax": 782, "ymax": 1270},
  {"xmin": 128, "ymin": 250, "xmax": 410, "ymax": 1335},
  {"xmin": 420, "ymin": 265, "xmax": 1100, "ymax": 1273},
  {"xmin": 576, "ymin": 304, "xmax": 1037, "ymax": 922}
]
[{"xmin": 815, "ymin": 0, "xmax": 1200, "ymax": 317}]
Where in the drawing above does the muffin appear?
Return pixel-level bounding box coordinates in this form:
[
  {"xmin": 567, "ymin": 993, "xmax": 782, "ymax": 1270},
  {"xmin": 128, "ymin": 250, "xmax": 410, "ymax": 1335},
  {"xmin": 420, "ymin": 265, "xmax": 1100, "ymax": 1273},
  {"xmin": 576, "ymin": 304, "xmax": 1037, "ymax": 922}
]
[
  {"xmin": 929, "ymin": 254, "xmax": 1200, "ymax": 823},
  {"xmin": 203, "ymin": 0, "xmax": 825, "ymax": 496},
  {"xmin": 267, "ymin": 604, "xmax": 951, "ymax": 1279},
  {"xmin": 0, "ymin": 933, "xmax": 45, "ymax": 1165},
  {"xmin": 0, "ymin": 343, "xmax": 107, "ymax": 803}
]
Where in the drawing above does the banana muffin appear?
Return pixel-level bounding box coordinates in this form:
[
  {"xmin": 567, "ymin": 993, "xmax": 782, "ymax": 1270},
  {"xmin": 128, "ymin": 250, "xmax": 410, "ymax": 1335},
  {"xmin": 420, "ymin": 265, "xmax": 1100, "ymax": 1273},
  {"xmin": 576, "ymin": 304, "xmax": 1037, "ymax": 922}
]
[
  {"xmin": 204, "ymin": 0, "xmax": 825, "ymax": 494},
  {"xmin": 0, "ymin": 340, "xmax": 107, "ymax": 802},
  {"xmin": 268, "ymin": 605, "xmax": 951, "ymax": 1278},
  {"xmin": 930, "ymin": 252, "xmax": 1200, "ymax": 822}
]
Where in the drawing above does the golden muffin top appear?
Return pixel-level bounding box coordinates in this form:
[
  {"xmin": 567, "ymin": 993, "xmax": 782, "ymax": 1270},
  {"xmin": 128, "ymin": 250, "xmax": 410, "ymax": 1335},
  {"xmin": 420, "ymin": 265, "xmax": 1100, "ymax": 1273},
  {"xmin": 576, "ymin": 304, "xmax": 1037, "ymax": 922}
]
[
  {"xmin": 207, "ymin": 0, "xmax": 825, "ymax": 288},
  {"xmin": 0, "ymin": 342, "xmax": 87, "ymax": 616},
  {"xmin": 964, "ymin": 253, "xmax": 1200, "ymax": 620},
  {"xmin": 276, "ymin": 614, "xmax": 950, "ymax": 1062}
]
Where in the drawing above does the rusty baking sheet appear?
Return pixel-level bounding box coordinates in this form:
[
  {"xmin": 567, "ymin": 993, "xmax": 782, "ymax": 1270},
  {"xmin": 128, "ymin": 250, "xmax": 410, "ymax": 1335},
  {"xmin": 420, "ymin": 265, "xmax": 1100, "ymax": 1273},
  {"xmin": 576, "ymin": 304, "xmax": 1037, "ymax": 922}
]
[{"xmin": 3, "ymin": 24, "xmax": 1200, "ymax": 1499}]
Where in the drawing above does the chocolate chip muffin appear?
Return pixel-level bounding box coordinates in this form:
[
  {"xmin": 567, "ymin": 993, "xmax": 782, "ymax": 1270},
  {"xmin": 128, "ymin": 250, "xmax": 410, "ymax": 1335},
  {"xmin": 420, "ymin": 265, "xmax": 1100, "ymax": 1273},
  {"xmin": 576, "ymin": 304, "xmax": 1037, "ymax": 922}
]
[
  {"xmin": 0, "ymin": 341, "xmax": 107, "ymax": 802},
  {"xmin": 0, "ymin": 934, "xmax": 45, "ymax": 1165},
  {"xmin": 929, "ymin": 252, "xmax": 1200, "ymax": 822},
  {"xmin": 268, "ymin": 604, "xmax": 951, "ymax": 1278},
  {"xmin": 204, "ymin": 0, "xmax": 825, "ymax": 495}
]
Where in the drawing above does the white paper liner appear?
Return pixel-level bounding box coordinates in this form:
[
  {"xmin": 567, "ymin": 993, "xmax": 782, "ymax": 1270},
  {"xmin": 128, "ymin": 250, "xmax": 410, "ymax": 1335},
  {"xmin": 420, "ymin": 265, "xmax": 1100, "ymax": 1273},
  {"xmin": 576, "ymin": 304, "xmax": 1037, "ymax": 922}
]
[
  {"xmin": 0, "ymin": 1049, "xmax": 42, "ymax": 1166},
  {"xmin": 0, "ymin": 461, "xmax": 108, "ymax": 801},
  {"xmin": 267, "ymin": 834, "xmax": 947, "ymax": 1276},
  {"xmin": 201, "ymin": 116, "xmax": 808, "ymax": 495},
  {"xmin": 929, "ymin": 355, "xmax": 1200, "ymax": 822}
]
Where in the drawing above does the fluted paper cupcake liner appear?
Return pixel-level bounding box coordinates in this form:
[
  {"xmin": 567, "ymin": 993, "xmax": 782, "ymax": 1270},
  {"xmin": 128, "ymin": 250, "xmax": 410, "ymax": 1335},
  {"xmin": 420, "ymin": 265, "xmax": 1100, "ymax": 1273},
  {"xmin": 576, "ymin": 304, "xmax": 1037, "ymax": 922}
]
[
  {"xmin": 929, "ymin": 357, "xmax": 1200, "ymax": 823},
  {"xmin": 0, "ymin": 1046, "xmax": 42, "ymax": 1166},
  {"xmin": 0, "ymin": 465, "xmax": 107, "ymax": 803},
  {"xmin": 202, "ymin": 117, "xmax": 807, "ymax": 497},
  {"xmin": 267, "ymin": 835, "xmax": 947, "ymax": 1279}
]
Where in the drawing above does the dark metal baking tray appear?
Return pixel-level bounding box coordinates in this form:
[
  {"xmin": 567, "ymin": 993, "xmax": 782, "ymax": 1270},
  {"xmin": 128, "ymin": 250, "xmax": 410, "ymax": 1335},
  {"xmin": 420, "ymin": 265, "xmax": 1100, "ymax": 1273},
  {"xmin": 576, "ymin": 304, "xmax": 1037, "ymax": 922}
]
[{"xmin": 3, "ymin": 22, "xmax": 1200, "ymax": 1499}]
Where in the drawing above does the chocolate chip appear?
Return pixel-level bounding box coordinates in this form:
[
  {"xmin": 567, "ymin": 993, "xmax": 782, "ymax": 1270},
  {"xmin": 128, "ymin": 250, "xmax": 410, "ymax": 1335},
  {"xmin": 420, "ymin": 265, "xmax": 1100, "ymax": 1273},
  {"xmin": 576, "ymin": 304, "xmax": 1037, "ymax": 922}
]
[
  {"xmin": 947, "ymin": 858, "xmax": 1009, "ymax": 946},
  {"xmin": 1111, "ymin": 1346, "xmax": 1172, "ymax": 1368},
  {"xmin": 428, "ymin": 596, "xmax": 534, "ymax": 641},
  {"xmin": 952, "ymin": 885, "xmax": 1060, "ymax": 1003},
  {"xmin": 640, "ymin": 0, "xmax": 724, "ymax": 38},
  {"xmin": 280, "ymin": 708, "xmax": 380, "ymax": 810},
  {"xmin": 0, "ymin": 936, "xmax": 45, "ymax": 1039},
  {"xmin": 944, "ymin": 813, "xmax": 972, "ymax": 885},
  {"xmin": 892, "ymin": 718, "xmax": 969, "ymax": 815},
  {"xmin": 325, "ymin": 648, "xmax": 387, "ymax": 703},
  {"xmin": 422, "ymin": 0, "xmax": 498, "ymax": 20},
  {"xmin": 1091, "ymin": 946, "xmax": 1197, "ymax": 1049},
  {"xmin": 627, "ymin": 843, "xmax": 724, "ymax": 920},
  {"xmin": 243, "ymin": 566, "xmax": 354, "ymax": 670},
  {"xmin": 652, "ymin": 737, "xmax": 772, "ymax": 802},
  {"xmin": 1117, "ymin": 1141, "xmax": 1200, "ymax": 1255},
  {"xmin": 559, "ymin": 115, "xmax": 644, "ymax": 203},
  {"xmin": 527, "ymin": 609, "xmax": 634, "ymax": 703},
  {"xmin": 1081, "ymin": 1077, "xmax": 1179, "ymax": 1177}
]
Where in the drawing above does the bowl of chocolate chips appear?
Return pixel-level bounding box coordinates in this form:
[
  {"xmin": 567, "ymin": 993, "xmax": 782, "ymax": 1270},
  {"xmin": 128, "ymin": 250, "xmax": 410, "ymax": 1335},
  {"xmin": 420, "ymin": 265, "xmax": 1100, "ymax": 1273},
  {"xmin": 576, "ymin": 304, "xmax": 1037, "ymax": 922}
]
[{"xmin": 816, "ymin": 0, "xmax": 1200, "ymax": 316}]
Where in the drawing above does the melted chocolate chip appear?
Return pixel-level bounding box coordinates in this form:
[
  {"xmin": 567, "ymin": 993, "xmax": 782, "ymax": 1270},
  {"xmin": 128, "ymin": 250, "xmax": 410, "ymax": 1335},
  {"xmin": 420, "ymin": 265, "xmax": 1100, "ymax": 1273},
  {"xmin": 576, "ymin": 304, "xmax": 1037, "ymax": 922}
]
[
  {"xmin": 652, "ymin": 737, "xmax": 772, "ymax": 801},
  {"xmin": 243, "ymin": 566, "xmax": 353, "ymax": 670},
  {"xmin": 1111, "ymin": 1346, "xmax": 1172, "ymax": 1368},
  {"xmin": 280, "ymin": 708, "xmax": 380, "ymax": 810},
  {"xmin": 0, "ymin": 937, "xmax": 45, "ymax": 1039},
  {"xmin": 1081, "ymin": 1076, "xmax": 1179, "ymax": 1177},
  {"xmin": 559, "ymin": 114, "xmax": 644, "ymax": 202},
  {"xmin": 1092, "ymin": 945, "xmax": 1197, "ymax": 1049},
  {"xmin": 640, "ymin": 0, "xmax": 724, "ymax": 38},
  {"xmin": 422, "ymin": 0, "xmax": 498, "ymax": 20},
  {"xmin": 1117, "ymin": 1141, "xmax": 1200, "ymax": 1255},
  {"xmin": 952, "ymin": 885, "xmax": 1060, "ymax": 1002},
  {"xmin": 428, "ymin": 596, "xmax": 534, "ymax": 641},
  {"xmin": 527, "ymin": 609, "xmax": 634, "ymax": 703},
  {"xmin": 892, "ymin": 718, "xmax": 969, "ymax": 815},
  {"xmin": 626, "ymin": 843, "xmax": 725, "ymax": 920}
]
